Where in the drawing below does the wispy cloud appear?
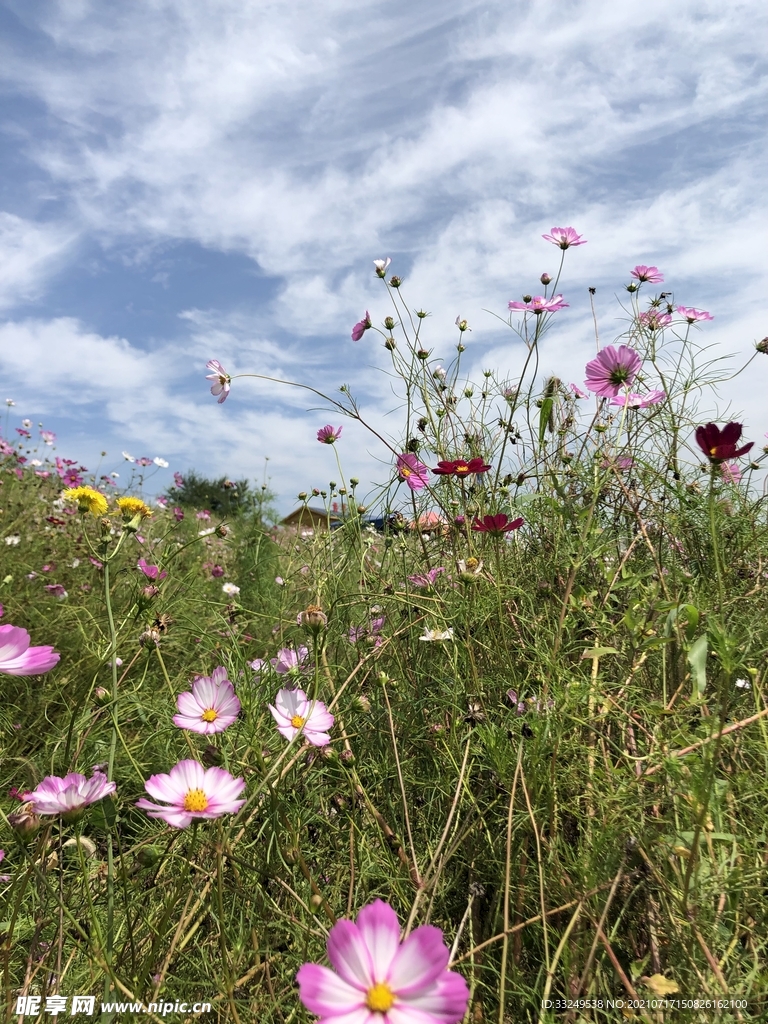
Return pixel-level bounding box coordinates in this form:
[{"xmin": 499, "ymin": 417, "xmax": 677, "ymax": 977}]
[{"xmin": 0, "ymin": 0, "xmax": 765, "ymax": 505}]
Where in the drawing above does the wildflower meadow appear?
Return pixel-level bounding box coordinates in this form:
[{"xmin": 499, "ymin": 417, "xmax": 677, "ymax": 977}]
[{"xmin": 3, "ymin": 230, "xmax": 768, "ymax": 1023}]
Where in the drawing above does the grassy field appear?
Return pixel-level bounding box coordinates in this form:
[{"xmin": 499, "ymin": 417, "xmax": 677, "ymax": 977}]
[{"xmin": 2, "ymin": 246, "xmax": 768, "ymax": 1023}]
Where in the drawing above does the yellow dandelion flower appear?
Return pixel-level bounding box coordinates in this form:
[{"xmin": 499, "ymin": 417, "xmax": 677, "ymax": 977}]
[
  {"xmin": 116, "ymin": 496, "xmax": 153, "ymax": 520},
  {"xmin": 63, "ymin": 486, "xmax": 109, "ymax": 517}
]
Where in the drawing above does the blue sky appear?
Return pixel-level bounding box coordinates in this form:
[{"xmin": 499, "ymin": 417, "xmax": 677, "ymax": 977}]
[{"xmin": 0, "ymin": 0, "xmax": 766, "ymax": 512}]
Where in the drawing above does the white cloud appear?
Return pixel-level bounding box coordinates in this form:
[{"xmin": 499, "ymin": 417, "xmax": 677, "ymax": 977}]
[
  {"xmin": 0, "ymin": 214, "xmax": 75, "ymax": 309},
  {"xmin": 0, "ymin": 0, "xmax": 765, "ymax": 506}
]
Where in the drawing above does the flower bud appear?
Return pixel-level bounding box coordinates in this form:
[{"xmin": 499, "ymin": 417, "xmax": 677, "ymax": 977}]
[
  {"xmin": 312, "ymin": 488, "xmax": 320, "ymax": 496},
  {"xmin": 755, "ymin": 337, "xmax": 768, "ymax": 355},
  {"xmin": 357, "ymin": 504, "xmax": 366, "ymax": 514},
  {"xmin": 297, "ymin": 604, "xmax": 328, "ymax": 631},
  {"xmin": 8, "ymin": 802, "xmax": 40, "ymax": 837},
  {"xmin": 389, "ymin": 275, "xmax": 401, "ymax": 288},
  {"xmin": 384, "ymin": 337, "xmax": 396, "ymax": 350},
  {"xmin": 136, "ymin": 845, "xmax": 161, "ymax": 867},
  {"xmin": 456, "ymin": 318, "xmax": 469, "ymax": 332},
  {"xmin": 625, "ymin": 283, "xmax": 638, "ymax": 293},
  {"xmin": 522, "ymin": 295, "xmax": 532, "ymax": 303},
  {"xmin": 384, "ymin": 316, "xmax": 396, "ymax": 330},
  {"xmin": 298, "ymin": 492, "xmax": 308, "ymax": 501},
  {"xmin": 94, "ymin": 687, "xmax": 111, "ymax": 706},
  {"xmin": 464, "ymin": 388, "xmax": 474, "ymax": 398},
  {"xmin": 142, "ymin": 585, "xmax": 160, "ymax": 598},
  {"xmin": 310, "ymin": 894, "xmax": 324, "ymax": 911},
  {"xmin": 457, "ymin": 343, "xmax": 465, "ymax": 352},
  {"xmin": 216, "ymin": 525, "xmax": 228, "ymax": 538},
  {"xmin": 417, "ymin": 348, "xmax": 429, "ymax": 360},
  {"xmin": 350, "ymin": 478, "xmax": 359, "ymax": 487},
  {"xmin": 540, "ymin": 273, "xmax": 551, "ymax": 285},
  {"xmin": 416, "ymin": 310, "xmax": 429, "ymax": 319}
]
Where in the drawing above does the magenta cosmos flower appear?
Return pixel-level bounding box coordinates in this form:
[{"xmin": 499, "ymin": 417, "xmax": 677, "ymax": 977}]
[
  {"xmin": 0, "ymin": 625, "xmax": 60, "ymax": 676},
  {"xmin": 508, "ymin": 294, "xmax": 568, "ymax": 314},
  {"xmin": 542, "ymin": 226, "xmax": 586, "ymax": 249},
  {"xmin": 351, "ymin": 312, "xmax": 372, "ymax": 342},
  {"xmin": 173, "ymin": 668, "xmax": 241, "ymax": 735},
  {"xmin": 695, "ymin": 422, "xmax": 753, "ymax": 463},
  {"xmin": 584, "ymin": 345, "xmax": 642, "ymax": 398},
  {"xmin": 676, "ymin": 306, "xmax": 713, "ymax": 323},
  {"xmin": 269, "ymin": 688, "xmax": 334, "ymax": 747},
  {"xmin": 396, "ymin": 453, "xmax": 429, "ymax": 491},
  {"xmin": 472, "ymin": 513, "xmax": 523, "ymax": 536},
  {"xmin": 432, "ymin": 458, "xmax": 491, "ymax": 477},
  {"xmin": 297, "ymin": 899, "xmax": 469, "ymax": 1024},
  {"xmin": 407, "ymin": 566, "xmax": 445, "ymax": 588},
  {"xmin": 136, "ymin": 759, "xmax": 246, "ymax": 829},
  {"xmin": 630, "ymin": 265, "xmax": 664, "ymax": 284},
  {"xmin": 609, "ymin": 390, "xmax": 665, "ymax": 409},
  {"xmin": 205, "ymin": 359, "xmax": 231, "ymax": 404},
  {"xmin": 317, "ymin": 425, "xmax": 343, "ymax": 444},
  {"xmin": 137, "ymin": 558, "xmax": 167, "ymax": 581},
  {"xmin": 24, "ymin": 770, "xmax": 115, "ymax": 817}
]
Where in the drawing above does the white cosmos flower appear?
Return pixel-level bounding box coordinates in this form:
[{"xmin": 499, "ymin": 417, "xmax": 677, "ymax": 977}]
[
  {"xmin": 122, "ymin": 451, "xmax": 135, "ymax": 462},
  {"xmin": 419, "ymin": 627, "xmax": 454, "ymax": 641},
  {"xmin": 4, "ymin": 535, "xmax": 20, "ymax": 546},
  {"xmin": 198, "ymin": 527, "xmax": 215, "ymax": 536},
  {"xmin": 735, "ymin": 678, "xmax": 751, "ymax": 690},
  {"xmin": 154, "ymin": 457, "xmax": 169, "ymax": 468},
  {"xmin": 222, "ymin": 582, "xmax": 240, "ymax": 596}
]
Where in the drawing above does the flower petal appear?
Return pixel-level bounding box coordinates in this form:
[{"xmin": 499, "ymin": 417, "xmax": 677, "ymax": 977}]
[
  {"xmin": 326, "ymin": 920, "xmax": 375, "ymax": 989},
  {"xmin": 355, "ymin": 900, "xmax": 401, "ymax": 979},
  {"xmin": 387, "ymin": 925, "xmax": 450, "ymax": 995},
  {"xmin": 296, "ymin": 963, "xmax": 367, "ymax": 1017}
]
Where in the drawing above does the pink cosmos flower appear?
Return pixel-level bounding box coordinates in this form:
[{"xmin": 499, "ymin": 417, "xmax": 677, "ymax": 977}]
[
  {"xmin": 584, "ymin": 345, "xmax": 642, "ymax": 398},
  {"xmin": 173, "ymin": 507, "xmax": 184, "ymax": 521},
  {"xmin": 639, "ymin": 310, "xmax": 672, "ymax": 331},
  {"xmin": 609, "ymin": 390, "xmax": 665, "ymax": 409},
  {"xmin": 508, "ymin": 295, "xmax": 568, "ymax": 314},
  {"xmin": 251, "ymin": 646, "xmax": 311, "ymax": 677},
  {"xmin": 0, "ymin": 625, "xmax": 60, "ymax": 676},
  {"xmin": 630, "ymin": 266, "xmax": 664, "ymax": 284},
  {"xmin": 471, "ymin": 513, "xmax": 524, "ymax": 536},
  {"xmin": 396, "ymin": 453, "xmax": 430, "ymax": 491},
  {"xmin": 137, "ymin": 558, "xmax": 167, "ymax": 581},
  {"xmin": 196, "ymin": 509, "xmax": 211, "ymax": 520},
  {"xmin": 174, "ymin": 471, "xmax": 184, "ymax": 488},
  {"xmin": 569, "ymin": 383, "xmax": 589, "ymax": 399},
  {"xmin": 542, "ymin": 226, "xmax": 586, "ymax": 249},
  {"xmin": 44, "ymin": 584, "xmax": 68, "ymax": 599},
  {"xmin": 676, "ymin": 306, "xmax": 713, "ymax": 323},
  {"xmin": 296, "ymin": 899, "xmax": 469, "ymax": 1024},
  {"xmin": 40, "ymin": 430, "xmax": 56, "ymax": 445},
  {"xmin": 24, "ymin": 770, "xmax": 115, "ymax": 817},
  {"xmin": 205, "ymin": 359, "xmax": 231, "ymax": 403},
  {"xmin": 721, "ymin": 461, "xmax": 742, "ymax": 485},
  {"xmin": 173, "ymin": 668, "xmax": 241, "ymax": 735},
  {"xmin": 407, "ymin": 567, "xmax": 446, "ymax": 588},
  {"xmin": 269, "ymin": 688, "xmax": 334, "ymax": 747},
  {"xmin": 351, "ymin": 312, "xmax": 372, "ymax": 342},
  {"xmin": 347, "ymin": 617, "xmax": 385, "ymax": 645},
  {"xmin": 136, "ymin": 759, "xmax": 245, "ymax": 829},
  {"xmin": 317, "ymin": 425, "xmax": 343, "ymax": 444},
  {"xmin": 601, "ymin": 456, "xmax": 635, "ymax": 471}
]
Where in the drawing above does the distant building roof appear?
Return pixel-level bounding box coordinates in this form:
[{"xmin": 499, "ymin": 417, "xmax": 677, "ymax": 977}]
[{"xmin": 280, "ymin": 506, "xmax": 343, "ymax": 527}]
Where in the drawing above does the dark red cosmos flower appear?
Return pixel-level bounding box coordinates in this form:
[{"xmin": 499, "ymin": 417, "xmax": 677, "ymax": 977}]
[
  {"xmin": 433, "ymin": 458, "xmax": 491, "ymax": 476},
  {"xmin": 695, "ymin": 422, "xmax": 753, "ymax": 463},
  {"xmin": 471, "ymin": 513, "xmax": 524, "ymax": 535}
]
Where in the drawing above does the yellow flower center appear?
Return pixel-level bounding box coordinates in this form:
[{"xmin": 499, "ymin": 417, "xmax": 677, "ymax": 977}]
[
  {"xmin": 465, "ymin": 557, "xmax": 479, "ymax": 570},
  {"xmin": 456, "ymin": 464, "xmax": 469, "ymax": 474},
  {"xmin": 710, "ymin": 447, "xmax": 718, "ymax": 456},
  {"xmin": 201, "ymin": 708, "xmax": 218, "ymax": 723},
  {"xmin": 366, "ymin": 983, "xmax": 395, "ymax": 1013},
  {"xmin": 290, "ymin": 714, "xmax": 306, "ymax": 729},
  {"xmin": 400, "ymin": 467, "xmax": 411, "ymax": 477},
  {"xmin": 183, "ymin": 788, "xmax": 209, "ymax": 812}
]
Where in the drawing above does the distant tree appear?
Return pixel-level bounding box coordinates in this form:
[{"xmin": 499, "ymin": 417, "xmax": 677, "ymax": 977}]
[{"xmin": 167, "ymin": 470, "xmax": 255, "ymax": 517}]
